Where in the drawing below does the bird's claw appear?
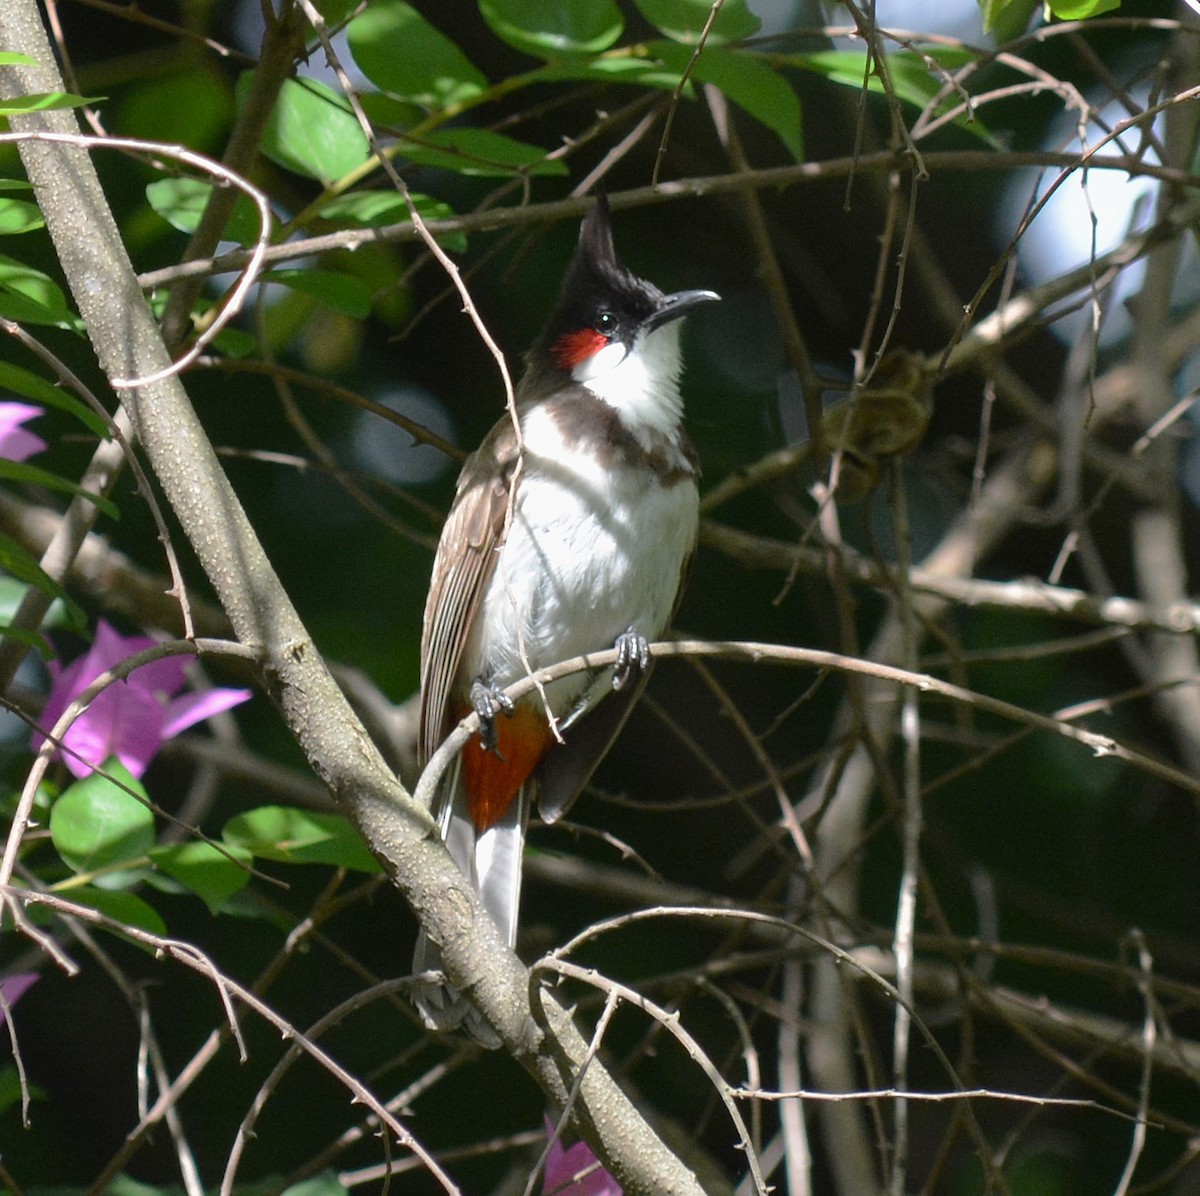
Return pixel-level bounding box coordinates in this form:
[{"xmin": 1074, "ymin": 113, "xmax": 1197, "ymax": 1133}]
[
  {"xmin": 612, "ymin": 627, "xmax": 650, "ymax": 691},
  {"xmin": 470, "ymin": 678, "xmax": 514, "ymax": 754}
]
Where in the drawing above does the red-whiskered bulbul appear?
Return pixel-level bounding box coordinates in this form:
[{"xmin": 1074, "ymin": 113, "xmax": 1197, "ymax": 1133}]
[{"xmin": 412, "ymin": 197, "xmax": 718, "ymax": 1043}]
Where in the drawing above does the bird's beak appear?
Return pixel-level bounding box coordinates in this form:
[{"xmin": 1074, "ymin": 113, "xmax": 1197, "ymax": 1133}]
[{"xmin": 645, "ymin": 288, "xmax": 721, "ymax": 333}]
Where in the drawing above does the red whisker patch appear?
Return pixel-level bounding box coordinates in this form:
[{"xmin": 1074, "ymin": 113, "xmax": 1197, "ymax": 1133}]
[{"xmin": 551, "ymin": 328, "xmax": 606, "ymax": 371}]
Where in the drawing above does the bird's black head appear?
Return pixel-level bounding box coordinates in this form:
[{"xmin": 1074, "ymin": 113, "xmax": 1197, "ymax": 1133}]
[{"xmin": 528, "ymin": 196, "xmax": 719, "ymax": 385}]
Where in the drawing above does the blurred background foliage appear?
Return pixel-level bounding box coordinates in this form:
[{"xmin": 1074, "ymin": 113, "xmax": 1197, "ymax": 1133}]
[{"xmin": 2, "ymin": 0, "xmax": 1200, "ymax": 1193}]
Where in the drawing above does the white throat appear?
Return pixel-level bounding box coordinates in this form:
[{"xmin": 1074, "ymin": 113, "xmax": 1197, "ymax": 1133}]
[{"xmin": 571, "ymin": 322, "xmax": 685, "ymax": 439}]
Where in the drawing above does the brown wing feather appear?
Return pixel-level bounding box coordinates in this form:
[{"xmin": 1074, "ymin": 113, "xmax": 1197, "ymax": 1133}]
[{"xmin": 419, "ymin": 417, "xmax": 519, "ymax": 769}]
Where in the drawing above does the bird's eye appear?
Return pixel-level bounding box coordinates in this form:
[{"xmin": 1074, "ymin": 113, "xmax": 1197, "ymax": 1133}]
[{"xmin": 595, "ymin": 311, "xmax": 617, "ymax": 336}]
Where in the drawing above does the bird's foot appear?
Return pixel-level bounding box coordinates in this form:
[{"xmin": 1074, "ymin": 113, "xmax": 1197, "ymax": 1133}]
[
  {"xmin": 470, "ymin": 678, "xmax": 514, "ymax": 754},
  {"xmin": 612, "ymin": 627, "xmax": 651, "ymax": 691}
]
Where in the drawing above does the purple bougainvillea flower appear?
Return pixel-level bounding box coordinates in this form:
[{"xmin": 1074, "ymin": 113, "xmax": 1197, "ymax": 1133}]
[
  {"xmin": 0, "ymin": 402, "xmax": 47, "ymax": 462},
  {"xmin": 32, "ymin": 620, "xmax": 251, "ymax": 778},
  {"xmin": 543, "ymin": 1117, "xmax": 622, "ymax": 1196},
  {"xmin": 0, "ymin": 972, "xmax": 38, "ymax": 1027}
]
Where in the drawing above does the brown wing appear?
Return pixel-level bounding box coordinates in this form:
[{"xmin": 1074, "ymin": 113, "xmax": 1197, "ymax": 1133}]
[{"xmin": 419, "ymin": 417, "xmax": 519, "ymax": 769}]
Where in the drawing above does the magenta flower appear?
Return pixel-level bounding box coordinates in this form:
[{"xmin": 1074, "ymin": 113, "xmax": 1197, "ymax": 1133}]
[
  {"xmin": 0, "ymin": 402, "xmax": 47, "ymax": 462},
  {"xmin": 33, "ymin": 620, "xmax": 251, "ymax": 778},
  {"xmin": 0, "ymin": 973, "xmax": 37, "ymax": 1027},
  {"xmin": 543, "ymin": 1117, "xmax": 622, "ymax": 1196}
]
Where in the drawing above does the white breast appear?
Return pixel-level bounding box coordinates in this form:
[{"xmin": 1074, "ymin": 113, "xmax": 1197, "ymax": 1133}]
[{"xmin": 465, "ymin": 402, "xmax": 697, "ymax": 722}]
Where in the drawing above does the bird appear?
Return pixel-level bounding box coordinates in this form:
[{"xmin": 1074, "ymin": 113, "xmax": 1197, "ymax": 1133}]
[{"xmin": 412, "ymin": 195, "xmax": 719, "ymax": 1043}]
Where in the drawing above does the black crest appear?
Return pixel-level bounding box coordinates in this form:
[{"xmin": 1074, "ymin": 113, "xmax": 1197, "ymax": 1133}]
[{"xmin": 528, "ymin": 196, "xmax": 664, "ymax": 379}]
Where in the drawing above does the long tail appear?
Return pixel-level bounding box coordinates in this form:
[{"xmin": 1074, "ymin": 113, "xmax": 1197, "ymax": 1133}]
[{"xmin": 412, "ymin": 766, "xmax": 527, "ymax": 1047}]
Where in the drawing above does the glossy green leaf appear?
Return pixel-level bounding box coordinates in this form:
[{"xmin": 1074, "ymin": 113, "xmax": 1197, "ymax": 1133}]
[
  {"xmin": 631, "ymin": 0, "xmax": 759, "ymax": 45},
  {"xmin": 0, "ymin": 361, "xmax": 108, "ymax": 437},
  {"xmin": 356, "ymin": 92, "xmax": 423, "ymax": 133},
  {"xmin": 650, "ymin": 41, "xmax": 803, "ymax": 160},
  {"xmin": 316, "ymin": 190, "xmax": 424, "ymax": 223},
  {"xmin": 145, "ymin": 177, "xmax": 266, "ymax": 246},
  {"xmin": 117, "ymin": 67, "xmax": 234, "ymax": 151},
  {"xmin": 150, "ymin": 840, "xmax": 253, "ymax": 914},
  {"xmin": 347, "ymin": 1, "xmax": 487, "ymax": 107},
  {"xmin": 0, "ymin": 198, "xmax": 42, "ymax": 234},
  {"xmin": 239, "ymin": 73, "xmax": 369, "ymax": 184},
  {"xmin": 700, "ymin": 49, "xmax": 802, "ymax": 159},
  {"xmin": 0, "ymin": 53, "xmax": 36, "ymax": 67},
  {"xmin": 1048, "ymin": 0, "xmax": 1121, "ymax": 16},
  {"xmin": 0, "ymin": 91, "xmax": 100, "ymax": 116},
  {"xmin": 537, "ymin": 54, "xmax": 691, "ymax": 90},
  {"xmin": 789, "ymin": 48, "xmax": 989, "ymax": 140},
  {"xmin": 398, "ymin": 127, "xmax": 566, "ymax": 177},
  {"xmin": 264, "ymin": 269, "xmax": 375, "ymax": 319},
  {"xmin": 224, "ymin": 805, "xmax": 381, "ymax": 873},
  {"xmin": 0, "ymin": 254, "xmax": 78, "ymax": 329},
  {"xmin": 0, "ymin": 459, "xmax": 119, "ymax": 519},
  {"xmin": 979, "ymin": 0, "xmax": 1038, "ymax": 36},
  {"xmin": 50, "ymin": 762, "xmax": 154, "ymax": 875},
  {"xmin": 318, "ymin": 190, "xmax": 467, "ymax": 251},
  {"xmin": 69, "ymin": 885, "xmax": 166, "ymax": 937},
  {"xmin": 479, "ymin": 0, "xmax": 624, "ymax": 58},
  {"xmin": 0, "ymin": 531, "xmax": 85, "ymax": 628}
]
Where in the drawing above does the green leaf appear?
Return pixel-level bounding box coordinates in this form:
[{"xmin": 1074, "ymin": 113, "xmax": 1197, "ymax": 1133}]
[
  {"xmin": 0, "ymin": 91, "xmax": 100, "ymax": 115},
  {"xmin": 537, "ymin": 54, "xmax": 692, "ymax": 90},
  {"xmin": 264, "ymin": 269, "xmax": 375, "ymax": 319},
  {"xmin": 397, "ymin": 127, "xmax": 566, "ymax": 177},
  {"xmin": 50, "ymin": 762, "xmax": 155, "ymax": 875},
  {"xmin": 0, "ymin": 254, "xmax": 78, "ymax": 329},
  {"xmin": 210, "ymin": 324, "xmax": 258, "ymax": 357},
  {"xmin": 0, "ymin": 624, "xmax": 54, "ymax": 657},
  {"xmin": 312, "ymin": 0, "xmax": 361, "ymax": 24},
  {"xmin": 0, "ymin": 576, "xmax": 70, "ymax": 641},
  {"xmin": 0, "ymin": 361, "xmax": 109, "ymax": 437},
  {"xmin": 651, "ymin": 42, "xmax": 803, "ymax": 159},
  {"xmin": 239, "ymin": 73, "xmax": 369, "ymax": 185},
  {"xmin": 117, "ymin": 67, "xmax": 234, "ymax": 152},
  {"xmin": 479, "ymin": 0, "xmax": 624, "ymax": 58},
  {"xmin": 1047, "ymin": 0, "xmax": 1121, "ymax": 17},
  {"xmin": 347, "ymin": 1, "xmax": 487, "ymax": 108},
  {"xmin": 0, "ymin": 1064, "xmax": 46, "ymax": 1118},
  {"xmin": 0, "ymin": 198, "xmax": 42, "ymax": 234},
  {"xmin": 69, "ymin": 885, "xmax": 167, "ymax": 937},
  {"xmin": 145, "ymin": 177, "xmax": 266, "ymax": 246},
  {"xmin": 318, "ymin": 190, "xmax": 467, "ymax": 251},
  {"xmin": 223, "ymin": 805, "xmax": 381, "ymax": 873},
  {"xmin": 0, "ymin": 459, "xmax": 119, "ymax": 519},
  {"xmin": 788, "ymin": 48, "xmax": 989, "ymax": 140},
  {"xmin": 356, "ymin": 91, "xmax": 423, "ymax": 132},
  {"xmin": 150, "ymin": 840, "xmax": 253, "ymax": 914},
  {"xmin": 631, "ymin": 0, "xmax": 760, "ymax": 45},
  {"xmin": 0, "ymin": 531, "xmax": 85, "ymax": 629},
  {"xmin": 979, "ymin": 0, "xmax": 1039, "ymax": 36},
  {"xmin": 283, "ymin": 1173, "xmax": 349, "ymax": 1196},
  {"xmin": 0, "ymin": 53, "xmax": 37, "ymax": 67}
]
